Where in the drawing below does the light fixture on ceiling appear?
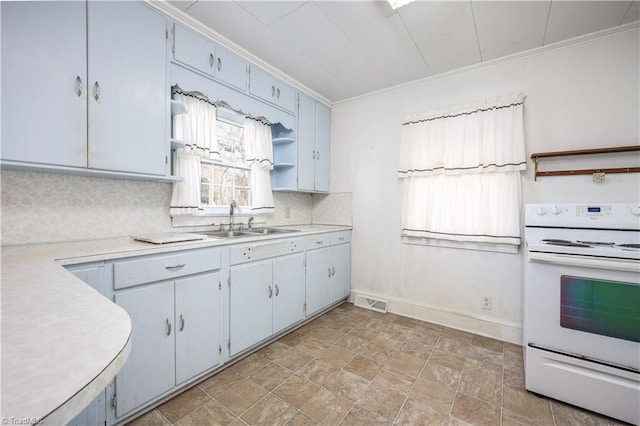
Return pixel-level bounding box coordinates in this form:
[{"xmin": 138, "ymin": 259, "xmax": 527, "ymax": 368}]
[{"xmin": 387, "ymin": 0, "xmax": 415, "ymax": 9}]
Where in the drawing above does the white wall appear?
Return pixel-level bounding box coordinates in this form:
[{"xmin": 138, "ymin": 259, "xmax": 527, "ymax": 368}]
[{"xmin": 331, "ymin": 28, "xmax": 640, "ymax": 343}]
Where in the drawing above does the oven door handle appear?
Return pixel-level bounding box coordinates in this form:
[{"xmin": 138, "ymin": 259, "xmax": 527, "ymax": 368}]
[{"xmin": 528, "ymin": 251, "xmax": 640, "ymax": 273}]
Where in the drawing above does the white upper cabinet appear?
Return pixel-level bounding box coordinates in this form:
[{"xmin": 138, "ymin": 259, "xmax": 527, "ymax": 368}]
[
  {"xmin": 173, "ymin": 24, "xmax": 248, "ymax": 91},
  {"xmin": 1, "ymin": 1, "xmax": 169, "ymax": 176},
  {"xmin": 249, "ymin": 66, "xmax": 296, "ymax": 113},
  {"xmin": 1, "ymin": 1, "xmax": 87, "ymax": 167},
  {"xmin": 87, "ymin": 2, "xmax": 168, "ymax": 175},
  {"xmin": 297, "ymin": 92, "xmax": 331, "ymax": 193}
]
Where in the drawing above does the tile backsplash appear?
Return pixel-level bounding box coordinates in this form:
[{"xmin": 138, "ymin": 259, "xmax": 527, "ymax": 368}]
[{"xmin": 0, "ymin": 170, "xmax": 352, "ymax": 246}]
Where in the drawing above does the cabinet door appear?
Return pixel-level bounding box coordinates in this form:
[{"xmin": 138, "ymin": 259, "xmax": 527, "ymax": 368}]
[
  {"xmin": 273, "ymin": 253, "xmax": 305, "ymax": 333},
  {"xmin": 175, "ymin": 272, "xmax": 222, "ymax": 385},
  {"xmin": 331, "ymin": 244, "xmax": 351, "ymax": 303},
  {"xmin": 305, "ymin": 248, "xmax": 332, "ymax": 316},
  {"xmin": 229, "ymin": 260, "xmax": 273, "ymax": 356},
  {"xmin": 314, "ymin": 102, "xmax": 331, "ymax": 192},
  {"xmin": 297, "ymin": 93, "xmax": 316, "ymax": 192},
  {"xmin": 249, "ymin": 66, "xmax": 295, "ymax": 112},
  {"xmin": 114, "ymin": 282, "xmax": 175, "ymax": 418},
  {"xmin": 173, "ymin": 24, "xmax": 216, "ymax": 77},
  {"xmin": 87, "ymin": 2, "xmax": 168, "ymax": 175},
  {"xmin": 1, "ymin": 1, "xmax": 87, "ymax": 167},
  {"xmin": 215, "ymin": 45, "xmax": 248, "ymax": 91}
]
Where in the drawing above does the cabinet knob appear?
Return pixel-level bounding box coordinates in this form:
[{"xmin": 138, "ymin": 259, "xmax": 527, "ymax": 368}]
[
  {"xmin": 93, "ymin": 81, "xmax": 100, "ymax": 102},
  {"xmin": 75, "ymin": 76, "xmax": 83, "ymax": 97}
]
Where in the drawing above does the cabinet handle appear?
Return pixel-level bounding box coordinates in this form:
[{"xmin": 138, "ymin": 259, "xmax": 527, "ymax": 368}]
[
  {"xmin": 316, "ymin": 150, "xmax": 320, "ymax": 160},
  {"xmin": 271, "ymin": 85, "xmax": 276, "ymax": 98},
  {"xmin": 93, "ymin": 81, "xmax": 100, "ymax": 102},
  {"xmin": 268, "ymin": 285, "xmax": 273, "ymax": 298},
  {"xmin": 332, "ymin": 267, "xmax": 335, "ymax": 277},
  {"xmin": 338, "ymin": 237, "xmax": 345, "ymax": 241},
  {"xmin": 275, "ymin": 284, "xmax": 279, "ymax": 296},
  {"xmin": 312, "ymin": 150, "xmax": 316, "ymax": 160},
  {"xmin": 179, "ymin": 314, "xmax": 185, "ymax": 331},
  {"xmin": 328, "ymin": 268, "xmax": 332, "ymax": 277},
  {"xmin": 165, "ymin": 264, "xmax": 185, "ymax": 271},
  {"xmin": 75, "ymin": 76, "xmax": 82, "ymax": 97},
  {"xmin": 276, "ymin": 87, "xmax": 280, "ymax": 99},
  {"xmin": 209, "ymin": 53, "xmax": 214, "ymax": 68},
  {"xmin": 217, "ymin": 57, "xmax": 222, "ymax": 72},
  {"xmin": 166, "ymin": 318, "xmax": 172, "ymax": 336},
  {"xmin": 316, "ymin": 238, "xmax": 324, "ymax": 244}
]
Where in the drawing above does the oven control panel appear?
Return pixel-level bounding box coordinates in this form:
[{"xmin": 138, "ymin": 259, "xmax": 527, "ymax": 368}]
[
  {"xmin": 526, "ymin": 203, "xmax": 640, "ymax": 229},
  {"xmin": 576, "ymin": 205, "xmax": 613, "ymax": 217}
]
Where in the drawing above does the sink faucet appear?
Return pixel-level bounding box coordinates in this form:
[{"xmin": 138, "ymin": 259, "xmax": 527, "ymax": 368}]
[
  {"xmin": 229, "ymin": 200, "xmax": 238, "ymax": 231},
  {"xmin": 248, "ymin": 216, "xmax": 254, "ymax": 229}
]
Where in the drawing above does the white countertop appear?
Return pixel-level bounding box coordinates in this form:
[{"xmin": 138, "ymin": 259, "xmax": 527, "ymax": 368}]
[{"xmin": 0, "ymin": 224, "xmax": 350, "ymax": 424}]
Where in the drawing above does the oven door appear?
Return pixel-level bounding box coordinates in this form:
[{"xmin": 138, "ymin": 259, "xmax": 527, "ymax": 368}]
[{"xmin": 524, "ymin": 251, "xmax": 640, "ymax": 370}]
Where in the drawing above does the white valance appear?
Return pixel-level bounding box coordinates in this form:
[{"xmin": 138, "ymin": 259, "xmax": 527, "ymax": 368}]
[
  {"xmin": 399, "ymin": 92, "xmax": 526, "ymax": 246},
  {"xmin": 399, "ymin": 92, "xmax": 526, "ymax": 177},
  {"xmin": 172, "ymin": 91, "xmax": 219, "ymax": 160},
  {"xmin": 244, "ymin": 118, "xmax": 275, "ymax": 214}
]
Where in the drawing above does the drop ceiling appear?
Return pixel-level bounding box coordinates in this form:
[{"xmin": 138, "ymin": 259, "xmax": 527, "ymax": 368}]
[{"xmin": 166, "ymin": 0, "xmax": 639, "ymax": 103}]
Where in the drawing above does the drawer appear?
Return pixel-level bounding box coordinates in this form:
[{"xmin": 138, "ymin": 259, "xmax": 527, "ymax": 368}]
[
  {"xmin": 305, "ymin": 233, "xmax": 330, "ymax": 250},
  {"xmin": 230, "ymin": 238, "xmax": 303, "ymax": 265},
  {"xmin": 113, "ymin": 248, "xmax": 221, "ymax": 289},
  {"xmin": 331, "ymin": 231, "xmax": 351, "ymax": 245}
]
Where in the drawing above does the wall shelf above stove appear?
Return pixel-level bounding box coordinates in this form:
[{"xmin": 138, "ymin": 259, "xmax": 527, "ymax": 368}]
[{"xmin": 530, "ymin": 145, "xmax": 640, "ymax": 180}]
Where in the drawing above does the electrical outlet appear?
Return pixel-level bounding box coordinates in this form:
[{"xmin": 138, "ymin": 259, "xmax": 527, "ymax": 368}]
[
  {"xmin": 285, "ymin": 207, "xmax": 291, "ymax": 219},
  {"xmin": 481, "ymin": 296, "xmax": 492, "ymax": 310}
]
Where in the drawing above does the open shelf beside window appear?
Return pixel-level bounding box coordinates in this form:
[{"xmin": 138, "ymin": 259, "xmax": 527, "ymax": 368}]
[
  {"xmin": 270, "ymin": 123, "xmax": 298, "ymax": 191},
  {"xmin": 530, "ymin": 145, "xmax": 640, "ymax": 180}
]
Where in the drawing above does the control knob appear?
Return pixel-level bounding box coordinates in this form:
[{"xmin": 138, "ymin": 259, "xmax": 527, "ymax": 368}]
[
  {"xmin": 535, "ymin": 207, "xmax": 547, "ymax": 216},
  {"xmin": 632, "ymin": 206, "xmax": 640, "ymax": 216},
  {"xmin": 550, "ymin": 206, "xmax": 562, "ymax": 215}
]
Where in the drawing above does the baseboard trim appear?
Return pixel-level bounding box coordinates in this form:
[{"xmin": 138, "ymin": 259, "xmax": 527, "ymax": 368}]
[{"xmin": 350, "ymin": 290, "xmax": 522, "ymax": 345}]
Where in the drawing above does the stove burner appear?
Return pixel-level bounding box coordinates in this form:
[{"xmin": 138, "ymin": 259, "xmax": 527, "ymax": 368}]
[
  {"xmin": 617, "ymin": 243, "xmax": 640, "ymax": 249},
  {"xmin": 577, "ymin": 241, "xmax": 615, "ymax": 246},
  {"xmin": 542, "ymin": 239, "xmax": 592, "ymax": 248}
]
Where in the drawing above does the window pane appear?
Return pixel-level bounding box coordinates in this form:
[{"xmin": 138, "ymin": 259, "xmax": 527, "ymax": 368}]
[
  {"xmin": 235, "ymin": 169, "xmax": 249, "ymax": 187},
  {"xmin": 235, "ymin": 188, "xmax": 250, "ymax": 207}
]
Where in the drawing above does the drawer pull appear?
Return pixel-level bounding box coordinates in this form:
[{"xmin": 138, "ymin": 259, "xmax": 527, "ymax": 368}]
[
  {"xmin": 165, "ymin": 264, "xmax": 185, "ymax": 271},
  {"xmin": 338, "ymin": 237, "xmax": 345, "ymax": 241},
  {"xmin": 316, "ymin": 239, "xmax": 324, "ymax": 244},
  {"xmin": 179, "ymin": 314, "xmax": 185, "ymax": 331},
  {"xmin": 166, "ymin": 318, "xmax": 172, "ymax": 336}
]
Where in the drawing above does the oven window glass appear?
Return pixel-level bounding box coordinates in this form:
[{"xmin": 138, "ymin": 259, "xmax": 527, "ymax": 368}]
[{"xmin": 561, "ymin": 275, "xmax": 640, "ymax": 343}]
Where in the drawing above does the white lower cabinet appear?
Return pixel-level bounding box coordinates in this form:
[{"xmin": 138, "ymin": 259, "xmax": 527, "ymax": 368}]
[
  {"xmin": 228, "ymin": 250, "xmax": 305, "ymax": 357},
  {"xmin": 113, "ymin": 272, "xmax": 222, "ymax": 418},
  {"xmin": 305, "ymin": 231, "xmax": 352, "ymax": 317}
]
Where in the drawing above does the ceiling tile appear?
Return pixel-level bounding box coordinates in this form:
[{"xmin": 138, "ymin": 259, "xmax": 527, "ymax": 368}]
[
  {"xmin": 315, "ymin": 0, "xmax": 396, "ymax": 37},
  {"xmin": 235, "ymin": 1, "xmax": 307, "ymax": 26},
  {"xmin": 621, "ymin": 1, "xmax": 640, "ymax": 24},
  {"xmin": 185, "ymin": 1, "xmax": 302, "ymax": 67},
  {"xmin": 347, "ymin": 13, "xmax": 430, "ymax": 86},
  {"xmin": 473, "ymin": 1, "xmax": 550, "ymax": 61},
  {"xmin": 277, "ymin": 54, "xmax": 356, "ymax": 101},
  {"xmin": 544, "ymin": 1, "xmax": 633, "ymax": 45},
  {"xmin": 399, "ymin": 1, "xmax": 481, "ymax": 74},
  {"xmin": 167, "ymin": 0, "xmax": 197, "ymax": 12}
]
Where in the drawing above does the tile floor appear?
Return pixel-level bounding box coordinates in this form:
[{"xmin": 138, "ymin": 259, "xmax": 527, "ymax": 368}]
[{"xmin": 127, "ymin": 303, "xmax": 626, "ymax": 426}]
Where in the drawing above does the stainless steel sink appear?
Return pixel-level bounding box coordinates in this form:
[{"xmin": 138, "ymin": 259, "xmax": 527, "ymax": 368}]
[
  {"xmin": 199, "ymin": 228, "xmax": 300, "ymax": 239},
  {"xmin": 244, "ymin": 227, "xmax": 301, "ymax": 235},
  {"xmin": 199, "ymin": 230, "xmax": 254, "ymax": 238}
]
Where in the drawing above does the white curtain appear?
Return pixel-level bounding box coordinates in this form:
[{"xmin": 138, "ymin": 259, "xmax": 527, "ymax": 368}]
[
  {"xmin": 244, "ymin": 118, "xmax": 275, "ymax": 213},
  {"xmin": 170, "ymin": 91, "xmax": 218, "ymax": 216},
  {"xmin": 398, "ymin": 92, "xmax": 526, "ymax": 245}
]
